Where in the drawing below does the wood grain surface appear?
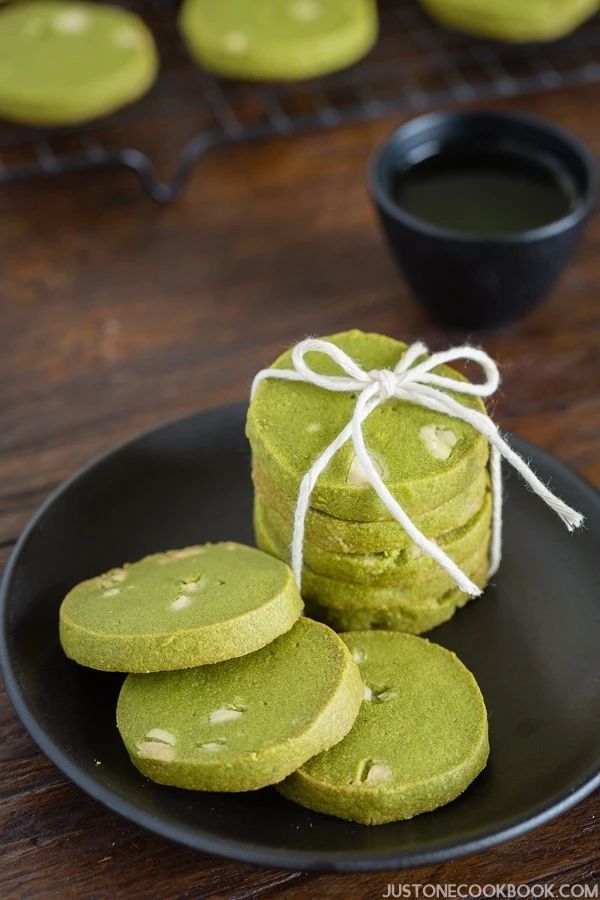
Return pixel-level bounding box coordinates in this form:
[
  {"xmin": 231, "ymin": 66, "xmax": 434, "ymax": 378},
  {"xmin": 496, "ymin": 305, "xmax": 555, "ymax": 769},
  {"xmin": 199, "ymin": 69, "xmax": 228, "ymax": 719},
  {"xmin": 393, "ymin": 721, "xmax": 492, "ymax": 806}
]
[{"xmin": 0, "ymin": 79, "xmax": 599, "ymax": 899}]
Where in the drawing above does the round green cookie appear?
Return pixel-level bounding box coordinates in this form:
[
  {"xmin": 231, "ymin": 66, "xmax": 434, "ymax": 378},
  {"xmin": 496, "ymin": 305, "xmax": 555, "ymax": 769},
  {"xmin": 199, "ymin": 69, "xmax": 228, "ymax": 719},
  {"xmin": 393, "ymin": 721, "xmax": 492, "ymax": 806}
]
[
  {"xmin": 255, "ymin": 489, "xmax": 492, "ymax": 587},
  {"xmin": 247, "ymin": 330, "xmax": 490, "ymax": 522},
  {"xmin": 116, "ymin": 617, "xmax": 363, "ymax": 792},
  {"xmin": 304, "ymin": 555, "xmax": 489, "ymax": 633},
  {"xmin": 278, "ymin": 631, "xmax": 489, "ymax": 824},
  {"xmin": 59, "ymin": 542, "xmax": 303, "ymax": 673},
  {"xmin": 420, "ymin": 0, "xmax": 598, "ymax": 42},
  {"xmin": 179, "ymin": 0, "xmax": 378, "ymax": 82},
  {"xmin": 253, "ymin": 457, "xmax": 489, "ymax": 554},
  {"xmin": 0, "ymin": 1, "xmax": 158, "ymax": 126}
]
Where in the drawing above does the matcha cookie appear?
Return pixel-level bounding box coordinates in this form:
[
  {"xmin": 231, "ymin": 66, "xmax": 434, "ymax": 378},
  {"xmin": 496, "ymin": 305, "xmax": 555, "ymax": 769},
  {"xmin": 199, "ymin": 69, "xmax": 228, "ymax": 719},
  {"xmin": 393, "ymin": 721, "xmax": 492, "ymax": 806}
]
[
  {"xmin": 117, "ymin": 617, "xmax": 363, "ymax": 792},
  {"xmin": 60, "ymin": 542, "xmax": 303, "ymax": 672},
  {"xmin": 179, "ymin": 0, "xmax": 378, "ymax": 82},
  {"xmin": 278, "ymin": 631, "xmax": 489, "ymax": 823},
  {"xmin": 420, "ymin": 0, "xmax": 598, "ymax": 42},
  {"xmin": 255, "ymin": 490, "xmax": 492, "ymax": 587},
  {"xmin": 305, "ymin": 555, "xmax": 489, "ymax": 633},
  {"xmin": 0, "ymin": 1, "xmax": 158, "ymax": 126},
  {"xmin": 253, "ymin": 458, "xmax": 489, "ymax": 554},
  {"xmin": 247, "ymin": 330, "xmax": 489, "ymax": 522}
]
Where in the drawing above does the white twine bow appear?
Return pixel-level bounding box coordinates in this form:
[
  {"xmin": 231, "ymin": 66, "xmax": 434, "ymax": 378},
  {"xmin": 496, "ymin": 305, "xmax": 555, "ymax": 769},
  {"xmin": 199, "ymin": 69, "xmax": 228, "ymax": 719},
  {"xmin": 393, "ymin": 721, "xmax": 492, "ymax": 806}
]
[{"xmin": 251, "ymin": 339, "xmax": 583, "ymax": 596}]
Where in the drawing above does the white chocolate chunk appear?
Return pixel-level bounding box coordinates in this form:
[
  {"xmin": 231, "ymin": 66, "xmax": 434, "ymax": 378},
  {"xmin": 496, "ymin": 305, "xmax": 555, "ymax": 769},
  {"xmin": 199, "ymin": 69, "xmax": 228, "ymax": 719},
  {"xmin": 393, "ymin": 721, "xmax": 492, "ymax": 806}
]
[
  {"xmin": 181, "ymin": 576, "xmax": 207, "ymax": 592},
  {"xmin": 159, "ymin": 547, "xmax": 205, "ymax": 564},
  {"xmin": 103, "ymin": 588, "xmax": 120, "ymax": 597},
  {"xmin": 223, "ymin": 31, "xmax": 249, "ymax": 54},
  {"xmin": 114, "ymin": 25, "xmax": 140, "ymax": 48},
  {"xmin": 376, "ymin": 689, "xmax": 398, "ymax": 702},
  {"xmin": 53, "ymin": 9, "xmax": 89, "ymax": 33},
  {"xmin": 352, "ymin": 649, "xmax": 365, "ymax": 664},
  {"xmin": 199, "ymin": 740, "xmax": 227, "ymax": 752},
  {"xmin": 145, "ymin": 728, "xmax": 176, "ymax": 746},
  {"xmin": 363, "ymin": 684, "xmax": 373, "ymax": 702},
  {"xmin": 136, "ymin": 741, "xmax": 175, "ymax": 762},
  {"xmin": 419, "ymin": 424, "xmax": 458, "ymax": 460},
  {"xmin": 209, "ymin": 706, "xmax": 244, "ymax": 724},
  {"xmin": 171, "ymin": 594, "xmax": 192, "ymax": 611},
  {"xmin": 290, "ymin": 0, "xmax": 321, "ymax": 21},
  {"xmin": 347, "ymin": 452, "xmax": 385, "ymax": 487},
  {"xmin": 364, "ymin": 762, "xmax": 392, "ymax": 784},
  {"xmin": 112, "ymin": 568, "xmax": 127, "ymax": 582},
  {"xmin": 99, "ymin": 567, "xmax": 127, "ymax": 588}
]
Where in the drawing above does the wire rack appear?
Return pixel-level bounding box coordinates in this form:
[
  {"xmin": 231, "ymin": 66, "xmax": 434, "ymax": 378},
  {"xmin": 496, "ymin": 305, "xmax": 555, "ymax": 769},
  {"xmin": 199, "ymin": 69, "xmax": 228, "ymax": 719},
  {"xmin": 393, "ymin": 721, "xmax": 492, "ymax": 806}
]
[{"xmin": 2, "ymin": 0, "xmax": 600, "ymax": 202}]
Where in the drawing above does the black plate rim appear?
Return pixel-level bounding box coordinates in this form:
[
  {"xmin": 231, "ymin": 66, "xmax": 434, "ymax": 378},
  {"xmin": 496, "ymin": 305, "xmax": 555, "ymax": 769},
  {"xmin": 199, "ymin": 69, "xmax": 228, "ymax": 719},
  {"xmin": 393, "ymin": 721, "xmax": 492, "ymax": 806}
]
[{"xmin": 1, "ymin": 403, "xmax": 599, "ymax": 873}]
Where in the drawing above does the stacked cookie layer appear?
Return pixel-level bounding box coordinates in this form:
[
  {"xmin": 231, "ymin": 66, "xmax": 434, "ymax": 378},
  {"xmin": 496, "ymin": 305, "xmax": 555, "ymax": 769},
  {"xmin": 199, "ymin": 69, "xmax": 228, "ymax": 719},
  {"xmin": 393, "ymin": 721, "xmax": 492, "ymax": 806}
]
[{"xmin": 248, "ymin": 330, "xmax": 492, "ymax": 633}]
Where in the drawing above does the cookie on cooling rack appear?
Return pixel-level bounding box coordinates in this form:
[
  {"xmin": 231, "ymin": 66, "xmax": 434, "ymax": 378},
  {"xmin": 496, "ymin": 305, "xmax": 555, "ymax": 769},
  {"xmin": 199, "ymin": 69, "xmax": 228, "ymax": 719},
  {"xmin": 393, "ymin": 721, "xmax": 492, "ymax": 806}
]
[
  {"xmin": 0, "ymin": 1, "xmax": 158, "ymax": 126},
  {"xmin": 178, "ymin": 0, "xmax": 378, "ymax": 81}
]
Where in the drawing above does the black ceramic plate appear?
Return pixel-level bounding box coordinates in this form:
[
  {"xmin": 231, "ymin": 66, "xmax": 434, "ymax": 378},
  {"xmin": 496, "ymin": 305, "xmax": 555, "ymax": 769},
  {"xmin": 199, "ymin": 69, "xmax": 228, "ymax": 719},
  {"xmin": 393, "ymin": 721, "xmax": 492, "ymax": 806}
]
[{"xmin": 1, "ymin": 403, "xmax": 599, "ymax": 872}]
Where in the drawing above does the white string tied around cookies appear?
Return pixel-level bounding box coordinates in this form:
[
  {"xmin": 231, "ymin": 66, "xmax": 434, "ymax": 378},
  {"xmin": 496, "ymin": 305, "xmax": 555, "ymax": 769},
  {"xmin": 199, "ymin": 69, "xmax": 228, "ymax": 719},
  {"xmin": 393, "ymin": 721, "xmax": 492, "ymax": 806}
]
[{"xmin": 251, "ymin": 339, "xmax": 584, "ymax": 596}]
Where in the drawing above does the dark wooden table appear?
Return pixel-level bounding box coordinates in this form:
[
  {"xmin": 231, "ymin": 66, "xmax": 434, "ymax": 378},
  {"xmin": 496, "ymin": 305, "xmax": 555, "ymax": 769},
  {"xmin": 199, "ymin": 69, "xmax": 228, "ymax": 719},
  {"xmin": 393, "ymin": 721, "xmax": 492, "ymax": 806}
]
[{"xmin": 1, "ymin": 80, "xmax": 599, "ymax": 899}]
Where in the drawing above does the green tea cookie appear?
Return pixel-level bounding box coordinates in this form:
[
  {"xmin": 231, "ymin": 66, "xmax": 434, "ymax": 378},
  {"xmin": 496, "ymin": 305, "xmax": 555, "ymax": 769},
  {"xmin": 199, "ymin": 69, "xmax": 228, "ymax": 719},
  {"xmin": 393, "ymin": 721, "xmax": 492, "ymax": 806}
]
[
  {"xmin": 116, "ymin": 617, "xmax": 363, "ymax": 792},
  {"xmin": 247, "ymin": 330, "xmax": 489, "ymax": 522},
  {"xmin": 253, "ymin": 457, "xmax": 489, "ymax": 554},
  {"xmin": 305, "ymin": 555, "xmax": 489, "ymax": 633},
  {"xmin": 278, "ymin": 631, "xmax": 489, "ymax": 823},
  {"xmin": 60, "ymin": 542, "xmax": 303, "ymax": 673},
  {"xmin": 420, "ymin": 0, "xmax": 598, "ymax": 42},
  {"xmin": 255, "ymin": 490, "xmax": 491, "ymax": 587},
  {"xmin": 179, "ymin": 0, "xmax": 377, "ymax": 82},
  {"xmin": 0, "ymin": 1, "xmax": 158, "ymax": 126}
]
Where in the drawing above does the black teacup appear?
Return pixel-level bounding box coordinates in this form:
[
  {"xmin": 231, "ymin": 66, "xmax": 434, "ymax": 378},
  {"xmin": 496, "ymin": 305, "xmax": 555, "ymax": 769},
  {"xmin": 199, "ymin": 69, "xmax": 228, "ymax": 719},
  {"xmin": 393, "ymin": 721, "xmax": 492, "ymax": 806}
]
[{"xmin": 368, "ymin": 110, "xmax": 596, "ymax": 329}]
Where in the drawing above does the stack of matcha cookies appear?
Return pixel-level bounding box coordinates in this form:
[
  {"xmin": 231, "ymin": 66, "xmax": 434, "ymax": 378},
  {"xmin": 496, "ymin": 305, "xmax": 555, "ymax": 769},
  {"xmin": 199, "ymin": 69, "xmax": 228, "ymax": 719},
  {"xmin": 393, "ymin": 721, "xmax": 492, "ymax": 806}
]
[
  {"xmin": 248, "ymin": 330, "xmax": 493, "ymax": 634},
  {"xmin": 59, "ymin": 542, "xmax": 489, "ymax": 822}
]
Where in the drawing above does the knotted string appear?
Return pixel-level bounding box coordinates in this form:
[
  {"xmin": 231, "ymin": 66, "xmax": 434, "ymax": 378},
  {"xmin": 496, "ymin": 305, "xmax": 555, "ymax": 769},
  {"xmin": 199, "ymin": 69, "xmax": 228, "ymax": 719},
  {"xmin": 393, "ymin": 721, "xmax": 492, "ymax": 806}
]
[{"xmin": 251, "ymin": 339, "xmax": 583, "ymax": 596}]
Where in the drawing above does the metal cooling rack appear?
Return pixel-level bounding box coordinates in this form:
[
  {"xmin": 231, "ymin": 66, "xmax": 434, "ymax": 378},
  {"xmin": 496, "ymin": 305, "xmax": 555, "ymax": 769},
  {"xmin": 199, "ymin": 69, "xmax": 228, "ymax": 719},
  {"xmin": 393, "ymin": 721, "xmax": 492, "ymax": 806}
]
[{"xmin": 2, "ymin": 0, "xmax": 600, "ymax": 202}]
